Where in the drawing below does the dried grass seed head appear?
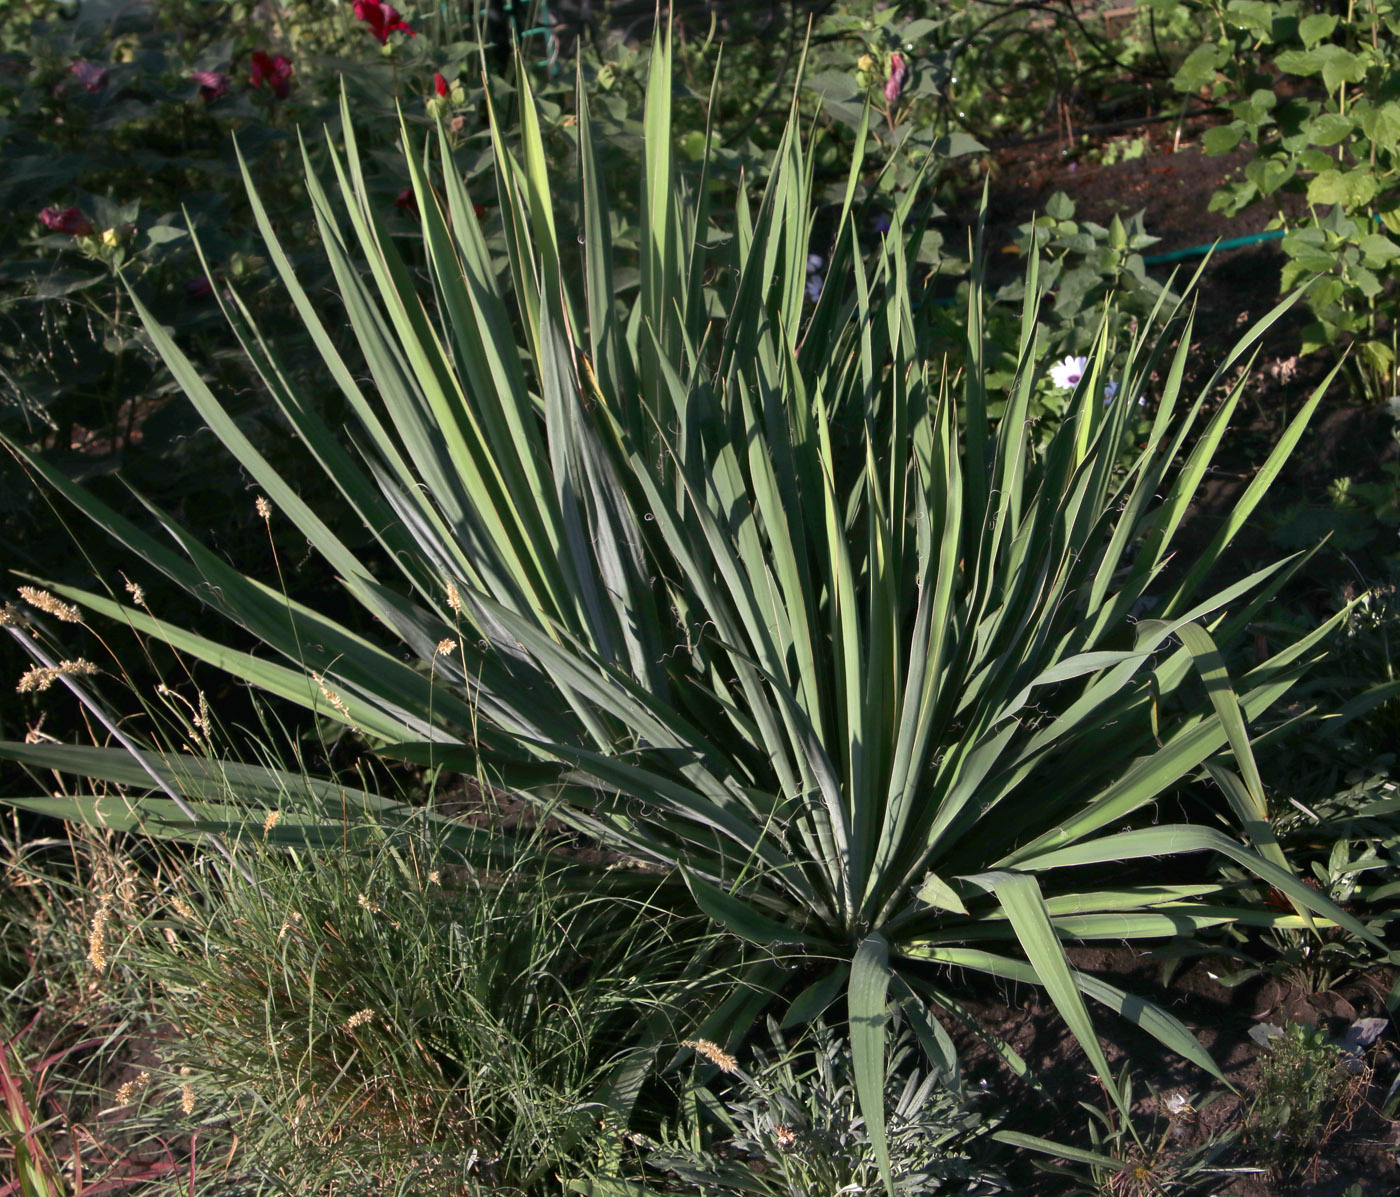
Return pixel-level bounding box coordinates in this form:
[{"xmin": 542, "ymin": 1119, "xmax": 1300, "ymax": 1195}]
[
  {"xmin": 343, "ymin": 1008, "xmax": 376, "ymax": 1031},
  {"xmin": 681, "ymin": 1038, "xmax": 739, "ymax": 1074},
  {"xmin": 114, "ymin": 1071, "xmax": 151, "ymax": 1105},
  {"xmin": 17, "ymin": 659, "xmax": 99, "ymax": 693},
  {"xmin": 88, "ymin": 902, "xmax": 111, "ymax": 971},
  {"xmin": 17, "ymin": 586, "xmax": 82, "ymax": 622}
]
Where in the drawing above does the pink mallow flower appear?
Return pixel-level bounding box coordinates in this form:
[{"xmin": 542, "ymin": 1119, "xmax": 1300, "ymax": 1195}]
[
  {"xmin": 39, "ymin": 206, "xmax": 94, "ymax": 236},
  {"xmin": 70, "ymin": 60, "xmax": 107, "ymax": 92},
  {"xmin": 1049, "ymin": 355, "xmax": 1087, "ymax": 390},
  {"xmin": 354, "ymin": 0, "xmax": 416, "ymax": 44},
  {"xmin": 885, "ymin": 53, "xmax": 906, "ymax": 105},
  {"xmin": 192, "ymin": 70, "xmax": 229, "ymax": 101},
  {"xmin": 249, "ymin": 50, "xmax": 293, "ymax": 99}
]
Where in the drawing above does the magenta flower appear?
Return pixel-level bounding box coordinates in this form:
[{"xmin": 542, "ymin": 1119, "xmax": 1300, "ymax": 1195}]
[
  {"xmin": 39, "ymin": 206, "xmax": 94, "ymax": 237},
  {"xmin": 70, "ymin": 60, "xmax": 107, "ymax": 92},
  {"xmin": 395, "ymin": 187, "xmax": 419, "ymax": 217},
  {"xmin": 192, "ymin": 70, "xmax": 229, "ymax": 101},
  {"xmin": 249, "ymin": 50, "xmax": 293, "ymax": 99},
  {"xmin": 354, "ymin": 0, "xmax": 416, "ymax": 44},
  {"xmin": 884, "ymin": 53, "xmax": 906, "ymax": 105}
]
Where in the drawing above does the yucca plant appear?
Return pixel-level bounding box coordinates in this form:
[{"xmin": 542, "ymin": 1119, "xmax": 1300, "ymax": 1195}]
[{"xmin": 0, "ymin": 28, "xmax": 1381, "ymax": 1188}]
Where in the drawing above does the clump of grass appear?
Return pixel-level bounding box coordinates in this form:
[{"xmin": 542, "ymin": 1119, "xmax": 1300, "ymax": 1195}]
[
  {"xmin": 116, "ymin": 807, "xmax": 722, "ymax": 1194},
  {"xmin": 4, "ymin": 794, "xmax": 724, "ymax": 1194}
]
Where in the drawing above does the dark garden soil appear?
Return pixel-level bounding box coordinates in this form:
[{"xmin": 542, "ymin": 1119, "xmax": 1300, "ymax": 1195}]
[
  {"xmin": 945, "ymin": 943, "xmax": 1400, "ymax": 1195},
  {"xmin": 935, "ymin": 121, "xmax": 1400, "ymax": 1195}
]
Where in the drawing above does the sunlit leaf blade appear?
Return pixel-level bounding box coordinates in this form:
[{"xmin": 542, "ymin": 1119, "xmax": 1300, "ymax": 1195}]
[{"xmin": 849, "ymin": 933, "xmax": 893, "ymax": 1195}]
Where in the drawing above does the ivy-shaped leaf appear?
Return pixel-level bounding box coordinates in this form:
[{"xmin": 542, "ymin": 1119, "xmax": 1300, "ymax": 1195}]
[
  {"xmin": 1358, "ymin": 233, "xmax": 1400, "ymax": 267},
  {"xmin": 1245, "ymin": 155, "xmax": 1294, "ymax": 195},
  {"xmin": 1347, "ymin": 264, "xmax": 1383, "ymax": 298},
  {"xmin": 1273, "ymin": 48, "xmax": 1325, "ymax": 77},
  {"xmin": 1306, "ymin": 169, "xmax": 1347, "ymax": 205},
  {"xmin": 1307, "ymin": 112, "xmax": 1354, "ymax": 146},
  {"xmin": 1203, "ymin": 124, "xmax": 1244, "ymax": 154},
  {"xmin": 1225, "ymin": 0, "xmax": 1277, "ymax": 37},
  {"xmin": 1319, "ymin": 46, "xmax": 1366, "ymax": 93},
  {"xmin": 1045, "ymin": 191, "xmax": 1075, "ymax": 221},
  {"xmin": 1174, "ymin": 44, "xmax": 1227, "ymax": 92},
  {"xmin": 1297, "ymin": 13, "xmax": 1339, "ymax": 47},
  {"xmin": 1306, "ymin": 168, "xmax": 1374, "ymax": 209},
  {"xmin": 1296, "ymin": 147, "xmax": 1337, "ymax": 173},
  {"xmin": 1361, "ymin": 102, "xmax": 1400, "ymax": 146},
  {"xmin": 1282, "ymin": 231, "xmax": 1338, "ymax": 272}
]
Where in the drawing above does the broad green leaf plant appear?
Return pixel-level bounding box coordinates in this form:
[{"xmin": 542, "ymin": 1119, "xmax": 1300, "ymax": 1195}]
[
  {"xmin": 1, "ymin": 27, "xmax": 1379, "ymax": 1189},
  {"xmin": 1169, "ymin": 0, "xmax": 1400, "ymax": 402}
]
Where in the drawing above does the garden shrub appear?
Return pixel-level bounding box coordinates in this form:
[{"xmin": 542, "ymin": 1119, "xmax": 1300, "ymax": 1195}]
[{"xmin": 0, "ymin": 20, "xmax": 1383, "ymax": 1191}]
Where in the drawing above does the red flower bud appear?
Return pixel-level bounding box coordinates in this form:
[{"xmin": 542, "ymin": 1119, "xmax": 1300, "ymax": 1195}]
[
  {"xmin": 885, "ymin": 52, "xmax": 906, "ymax": 105},
  {"xmin": 39, "ymin": 206, "xmax": 94, "ymax": 237},
  {"xmin": 250, "ymin": 50, "xmax": 293, "ymax": 100},
  {"xmin": 354, "ymin": 0, "xmax": 416, "ymax": 44},
  {"xmin": 434, "ymin": 71, "xmax": 448, "ymax": 98}
]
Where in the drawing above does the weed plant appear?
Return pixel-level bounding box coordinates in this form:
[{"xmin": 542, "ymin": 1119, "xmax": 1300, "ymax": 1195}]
[
  {"xmin": 1004, "ymin": 1065, "xmax": 1241, "ymax": 1197},
  {"xmin": 1246, "ymin": 1020, "xmax": 1370, "ymax": 1182},
  {"xmin": 139, "ymin": 823, "xmax": 716, "ymax": 1191},
  {"xmin": 1169, "ymin": 0, "xmax": 1400, "ymax": 403}
]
